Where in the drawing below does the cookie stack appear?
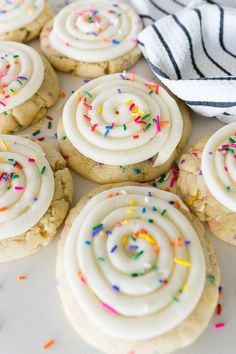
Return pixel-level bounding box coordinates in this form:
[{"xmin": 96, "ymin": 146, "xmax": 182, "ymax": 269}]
[{"xmin": 0, "ymin": 1, "xmax": 233, "ymax": 354}]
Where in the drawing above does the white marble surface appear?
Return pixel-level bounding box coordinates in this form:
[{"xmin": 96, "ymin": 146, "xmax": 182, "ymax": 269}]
[{"xmin": 0, "ymin": 1, "xmax": 235, "ymax": 354}]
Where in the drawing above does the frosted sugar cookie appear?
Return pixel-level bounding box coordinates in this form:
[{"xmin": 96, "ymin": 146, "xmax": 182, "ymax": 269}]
[
  {"xmin": 0, "ymin": 41, "xmax": 59, "ymax": 134},
  {"xmin": 0, "ymin": 135, "xmax": 73, "ymax": 262},
  {"xmin": 58, "ymin": 72, "xmax": 190, "ymax": 184},
  {"xmin": 178, "ymin": 123, "xmax": 236, "ymax": 245},
  {"xmin": 57, "ymin": 183, "xmax": 219, "ymax": 354},
  {"xmin": 0, "ymin": 0, "xmax": 53, "ymax": 42},
  {"xmin": 40, "ymin": 0, "xmax": 142, "ymax": 77}
]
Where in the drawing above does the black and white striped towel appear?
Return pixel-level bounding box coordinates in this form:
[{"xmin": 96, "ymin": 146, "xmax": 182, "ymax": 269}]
[{"xmin": 131, "ymin": 0, "xmax": 236, "ymax": 123}]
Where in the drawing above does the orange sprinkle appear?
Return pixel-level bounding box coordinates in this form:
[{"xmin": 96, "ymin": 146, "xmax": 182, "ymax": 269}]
[
  {"xmin": 0, "ymin": 207, "xmax": 7, "ymax": 212},
  {"xmin": 160, "ymin": 121, "xmax": 170, "ymax": 127},
  {"xmin": 174, "ymin": 200, "xmax": 181, "ymax": 209},
  {"xmin": 43, "ymin": 339, "xmax": 55, "ymax": 350},
  {"xmin": 59, "ymin": 91, "xmax": 65, "ymax": 97},
  {"xmin": 232, "ymin": 181, "xmax": 236, "ymax": 187},
  {"xmin": 18, "ymin": 275, "xmax": 26, "ymax": 281}
]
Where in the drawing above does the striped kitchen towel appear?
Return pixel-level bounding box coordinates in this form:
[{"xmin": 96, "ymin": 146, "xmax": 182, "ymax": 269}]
[{"xmin": 131, "ymin": 0, "xmax": 236, "ymax": 123}]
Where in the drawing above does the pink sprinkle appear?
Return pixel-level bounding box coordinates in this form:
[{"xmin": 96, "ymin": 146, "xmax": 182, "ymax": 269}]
[
  {"xmin": 0, "ymin": 101, "xmax": 6, "ymax": 107},
  {"xmin": 134, "ymin": 115, "xmax": 141, "ymax": 122},
  {"xmin": 224, "ymin": 166, "xmax": 228, "ymax": 172},
  {"xmin": 78, "ymin": 273, "xmax": 86, "ymax": 285},
  {"xmin": 129, "ymin": 103, "xmax": 135, "ymax": 111},
  {"xmin": 101, "ymin": 303, "xmax": 119, "ymax": 315},
  {"xmin": 170, "ymin": 176, "xmax": 176, "ymax": 188},
  {"xmin": 214, "ymin": 322, "xmax": 225, "ymax": 329},
  {"xmin": 156, "ymin": 115, "xmax": 161, "ymax": 132},
  {"xmin": 28, "ymin": 158, "xmax": 35, "ymax": 163},
  {"xmin": 15, "ymin": 187, "xmax": 24, "ymax": 191}
]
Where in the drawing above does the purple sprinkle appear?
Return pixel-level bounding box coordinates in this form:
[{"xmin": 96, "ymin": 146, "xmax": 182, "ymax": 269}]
[
  {"xmin": 130, "ymin": 245, "xmax": 138, "ymax": 251},
  {"xmin": 92, "ymin": 225, "xmax": 104, "ymax": 237},
  {"xmin": 180, "ymin": 159, "xmax": 185, "ymax": 164},
  {"xmin": 106, "ymin": 230, "xmax": 112, "ymax": 236},
  {"xmin": 110, "ymin": 245, "xmax": 118, "ymax": 253},
  {"xmin": 169, "ymin": 200, "xmax": 175, "ymax": 205},
  {"xmin": 185, "ymin": 240, "xmax": 191, "ymax": 245},
  {"xmin": 112, "ymin": 285, "xmax": 120, "ymax": 292},
  {"xmin": 148, "ymin": 191, "xmax": 152, "ymax": 197}
]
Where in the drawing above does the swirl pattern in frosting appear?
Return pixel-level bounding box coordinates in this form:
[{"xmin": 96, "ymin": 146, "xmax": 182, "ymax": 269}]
[
  {"xmin": 0, "ymin": 135, "xmax": 55, "ymax": 239},
  {"xmin": 0, "ymin": 41, "xmax": 44, "ymax": 112},
  {"xmin": 49, "ymin": 0, "xmax": 142, "ymax": 62},
  {"xmin": 202, "ymin": 122, "xmax": 236, "ymax": 212},
  {"xmin": 64, "ymin": 186, "xmax": 206, "ymax": 340},
  {"xmin": 63, "ymin": 73, "xmax": 183, "ymax": 166},
  {"xmin": 0, "ymin": 0, "xmax": 45, "ymax": 33}
]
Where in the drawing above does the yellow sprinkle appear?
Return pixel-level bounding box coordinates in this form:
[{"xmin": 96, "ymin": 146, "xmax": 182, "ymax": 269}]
[
  {"xmin": 1, "ymin": 139, "xmax": 8, "ymax": 151},
  {"xmin": 139, "ymin": 233, "xmax": 155, "ymax": 245},
  {"xmin": 128, "ymin": 200, "xmax": 137, "ymax": 206},
  {"xmin": 11, "ymin": 91, "xmax": 16, "ymax": 97},
  {"xmin": 188, "ymin": 194, "xmax": 198, "ymax": 206},
  {"xmin": 173, "ymin": 186, "xmax": 177, "ymax": 194},
  {"xmin": 27, "ymin": 7, "xmax": 33, "ymax": 13},
  {"xmin": 98, "ymin": 105, "xmax": 103, "ymax": 114},
  {"xmin": 183, "ymin": 284, "xmax": 189, "ymax": 292},
  {"xmin": 127, "ymin": 209, "xmax": 135, "ymax": 214},
  {"xmin": 123, "ymin": 219, "xmax": 129, "ymax": 224},
  {"xmin": 32, "ymin": 127, "xmax": 39, "ymax": 131},
  {"xmin": 133, "ymin": 105, "xmax": 139, "ymax": 113},
  {"xmin": 122, "ymin": 236, "xmax": 129, "ymax": 244},
  {"xmin": 174, "ymin": 258, "xmax": 192, "ymax": 267},
  {"xmin": 0, "ymin": 157, "xmax": 3, "ymax": 162},
  {"xmin": 126, "ymin": 100, "xmax": 133, "ymax": 106},
  {"xmin": 99, "ymin": 231, "xmax": 105, "ymax": 236}
]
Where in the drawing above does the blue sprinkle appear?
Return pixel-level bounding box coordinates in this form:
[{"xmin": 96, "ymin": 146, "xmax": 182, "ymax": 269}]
[
  {"xmin": 133, "ymin": 168, "xmax": 141, "ymax": 174},
  {"xmin": 142, "ymin": 207, "xmax": 146, "ymax": 214},
  {"xmin": 85, "ymin": 241, "xmax": 91, "ymax": 246}
]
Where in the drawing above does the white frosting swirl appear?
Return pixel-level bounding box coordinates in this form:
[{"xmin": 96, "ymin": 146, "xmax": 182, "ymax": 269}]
[
  {"xmin": 0, "ymin": 42, "xmax": 44, "ymax": 112},
  {"xmin": 0, "ymin": 0, "xmax": 45, "ymax": 33},
  {"xmin": 49, "ymin": 0, "xmax": 142, "ymax": 62},
  {"xmin": 63, "ymin": 73, "xmax": 183, "ymax": 166},
  {"xmin": 64, "ymin": 186, "xmax": 206, "ymax": 340},
  {"xmin": 0, "ymin": 135, "xmax": 55, "ymax": 239},
  {"xmin": 202, "ymin": 122, "xmax": 236, "ymax": 212}
]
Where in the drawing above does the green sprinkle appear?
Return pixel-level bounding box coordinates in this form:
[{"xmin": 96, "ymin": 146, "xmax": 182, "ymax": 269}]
[
  {"xmin": 172, "ymin": 296, "xmax": 179, "ymax": 303},
  {"xmin": 148, "ymin": 219, "xmax": 154, "ymax": 223},
  {"xmin": 62, "ymin": 136, "xmax": 67, "ymax": 140},
  {"xmin": 131, "ymin": 273, "xmax": 139, "ymax": 277},
  {"xmin": 48, "ymin": 121, "xmax": 52, "ymax": 129},
  {"xmin": 40, "ymin": 166, "xmax": 46, "ymax": 175},
  {"xmin": 226, "ymin": 186, "xmax": 231, "ymax": 192},
  {"xmin": 92, "ymin": 223, "xmax": 103, "ymax": 230},
  {"xmin": 98, "ymin": 257, "xmax": 105, "ymax": 262},
  {"xmin": 161, "ymin": 209, "xmax": 167, "ymax": 216},
  {"xmin": 142, "ymin": 114, "xmax": 150, "ymax": 120},
  {"xmin": 207, "ymin": 274, "xmax": 216, "ymax": 283},
  {"xmin": 13, "ymin": 55, "xmax": 19, "ymax": 58},
  {"xmin": 130, "ymin": 235, "xmax": 136, "ymax": 242},
  {"xmin": 229, "ymin": 148, "xmax": 234, "ymax": 154},
  {"xmin": 148, "ymin": 90, "xmax": 153, "ymax": 95},
  {"xmin": 229, "ymin": 137, "xmax": 236, "ymax": 143},
  {"xmin": 146, "ymin": 123, "xmax": 152, "ymax": 130},
  {"xmin": 13, "ymin": 175, "xmax": 19, "ymax": 179},
  {"xmin": 133, "ymin": 250, "xmax": 144, "ymax": 260},
  {"xmin": 123, "ymin": 124, "xmax": 127, "ymax": 131},
  {"xmin": 84, "ymin": 90, "xmax": 93, "ymax": 98}
]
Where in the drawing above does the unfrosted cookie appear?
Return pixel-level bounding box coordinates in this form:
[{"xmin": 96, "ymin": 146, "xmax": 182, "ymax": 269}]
[
  {"xmin": 0, "ymin": 134, "xmax": 73, "ymax": 262},
  {"xmin": 0, "ymin": 0, "xmax": 53, "ymax": 43},
  {"xmin": 177, "ymin": 122, "xmax": 236, "ymax": 246},
  {"xmin": 40, "ymin": 0, "xmax": 142, "ymax": 77},
  {"xmin": 58, "ymin": 72, "xmax": 191, "ymax": 184},
  {"xmin": 0, "ymin": 41, "xmax": 59, "ymax": 134},
  {"xmin": 57, "ymin": 183, "xmax": 219, "ymax": 354}
]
